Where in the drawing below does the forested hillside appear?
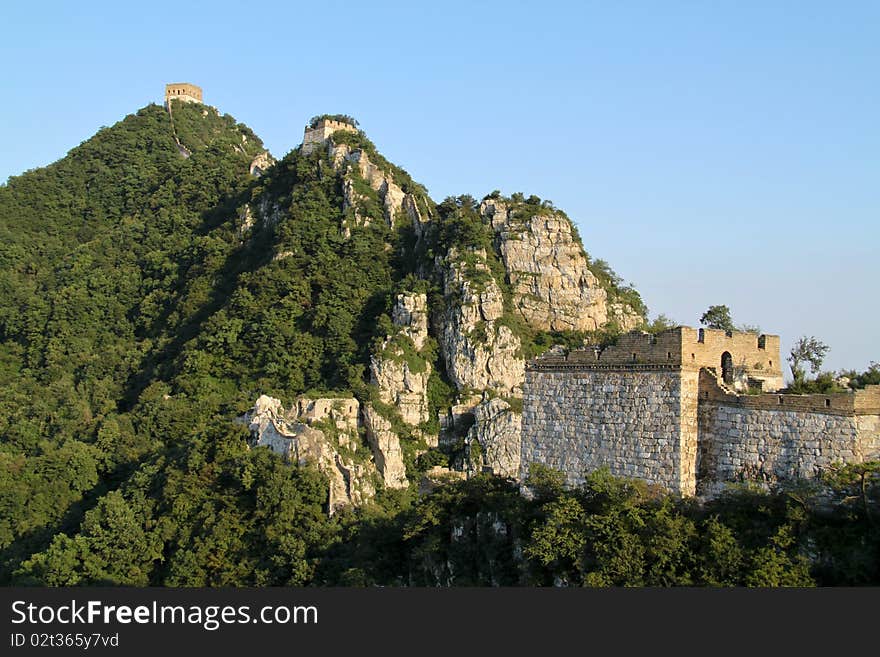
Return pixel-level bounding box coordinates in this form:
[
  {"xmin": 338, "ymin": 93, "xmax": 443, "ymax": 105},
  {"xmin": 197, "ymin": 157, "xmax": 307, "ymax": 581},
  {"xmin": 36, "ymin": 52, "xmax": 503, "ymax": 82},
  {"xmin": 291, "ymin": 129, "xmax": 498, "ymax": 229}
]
[{"xmin": 1, "ymin": 102, "xmax": 877, "ymax": 586}]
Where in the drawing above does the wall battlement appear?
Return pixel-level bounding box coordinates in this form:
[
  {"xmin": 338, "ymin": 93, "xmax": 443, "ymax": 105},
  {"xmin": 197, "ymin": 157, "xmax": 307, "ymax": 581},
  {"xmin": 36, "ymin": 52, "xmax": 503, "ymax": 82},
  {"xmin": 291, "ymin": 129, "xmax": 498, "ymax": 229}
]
[
  {"xmin": 700, "ymin": 370, "xmax": 880, "ymax": 416},
  {"xmin": 531, "ymin": 326, "xmax": 783, "ymax": 391},
  {"xmin": 165, "ymin": 82, "xmax": 203, "ymax": 106}
]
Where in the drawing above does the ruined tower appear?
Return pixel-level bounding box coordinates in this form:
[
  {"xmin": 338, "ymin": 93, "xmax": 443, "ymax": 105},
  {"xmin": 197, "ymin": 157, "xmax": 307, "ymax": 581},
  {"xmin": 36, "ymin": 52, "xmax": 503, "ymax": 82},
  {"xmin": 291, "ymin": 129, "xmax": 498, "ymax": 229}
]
[
  {"xmin": 164, "ymin": 82, "xmax": 203, "ymax": 107},
  {"xmin": 302, "ymin": 117, "xmax": 358, "ymax": 155}
]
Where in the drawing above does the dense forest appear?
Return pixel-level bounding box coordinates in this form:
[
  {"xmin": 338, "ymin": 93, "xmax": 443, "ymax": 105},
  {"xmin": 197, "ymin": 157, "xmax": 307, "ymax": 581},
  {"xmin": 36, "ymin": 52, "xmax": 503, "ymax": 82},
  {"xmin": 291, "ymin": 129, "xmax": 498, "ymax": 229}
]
[{"xmin": 1, "ymin": 102, "xmax": 878, "ymax": 586}]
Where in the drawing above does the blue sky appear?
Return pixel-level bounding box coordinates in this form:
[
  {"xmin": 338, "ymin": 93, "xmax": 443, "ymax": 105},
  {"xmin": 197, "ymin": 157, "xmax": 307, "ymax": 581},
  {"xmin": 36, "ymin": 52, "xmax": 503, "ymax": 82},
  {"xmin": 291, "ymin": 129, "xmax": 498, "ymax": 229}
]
[{"xmin": 3, "ymin": 1, "xmax": 878, "ymax": 374}]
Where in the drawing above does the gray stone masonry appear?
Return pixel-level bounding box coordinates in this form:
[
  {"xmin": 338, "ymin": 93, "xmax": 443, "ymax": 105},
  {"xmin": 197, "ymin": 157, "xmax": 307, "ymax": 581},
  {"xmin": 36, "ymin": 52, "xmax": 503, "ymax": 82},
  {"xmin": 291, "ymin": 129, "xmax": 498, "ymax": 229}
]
[
  {"xmin": 522, "ymin": 368, "xmax": 696, "ymax": 494},
  {"xmin": 520, "ymin": 329, "xmax": 880, "ymax": 497}
]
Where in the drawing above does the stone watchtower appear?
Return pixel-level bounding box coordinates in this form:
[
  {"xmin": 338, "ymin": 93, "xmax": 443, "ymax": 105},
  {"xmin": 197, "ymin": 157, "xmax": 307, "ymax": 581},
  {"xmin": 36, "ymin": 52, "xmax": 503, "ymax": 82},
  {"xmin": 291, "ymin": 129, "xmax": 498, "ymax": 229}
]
[
  {"xmin": 302, "ymin": 117, "xmax": 358, "ymax": 155},
  {"xmin": 521, "ymin": 326, "xmax": 880, "ymax": 497},
  {"xmin": 165, "ymin": 83, "xmax": 203, "ymax": 107}
]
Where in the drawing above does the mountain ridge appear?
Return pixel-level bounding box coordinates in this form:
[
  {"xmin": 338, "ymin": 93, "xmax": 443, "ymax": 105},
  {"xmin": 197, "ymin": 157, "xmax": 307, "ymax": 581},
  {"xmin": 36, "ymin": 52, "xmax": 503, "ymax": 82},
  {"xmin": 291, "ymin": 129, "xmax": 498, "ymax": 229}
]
[{"xmin": 0, "ymin": 99, "xmax": 646, "ymax": 582}]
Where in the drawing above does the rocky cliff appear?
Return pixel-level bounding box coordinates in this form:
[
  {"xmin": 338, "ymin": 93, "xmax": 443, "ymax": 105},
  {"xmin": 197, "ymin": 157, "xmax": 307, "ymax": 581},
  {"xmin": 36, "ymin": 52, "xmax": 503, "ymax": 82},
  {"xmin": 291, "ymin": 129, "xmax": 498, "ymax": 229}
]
[
  {"xmin": 438, "ymin": 247, "xmax": 524, "ymax": 398},
  {"xmin": 241, "ymin": 395, "xmax": 378, "ymax": 513},
  {"xmin": 483, "ymin": 198, "xmax": 640, "ymax": 332},
  {"xmin": 326, "ymin": 140, "xmax": 427, "ymax": 237},
  {"xmin": 466, "ymin": 398, "xmax": 522, "ymax": 478},
  {"xmin": 370, "ymin": 292, "xmax": 432, "ymax": 426},
  {"xmin": 235, "ymin": 121, "xmax": 647, "ymax": 506}
]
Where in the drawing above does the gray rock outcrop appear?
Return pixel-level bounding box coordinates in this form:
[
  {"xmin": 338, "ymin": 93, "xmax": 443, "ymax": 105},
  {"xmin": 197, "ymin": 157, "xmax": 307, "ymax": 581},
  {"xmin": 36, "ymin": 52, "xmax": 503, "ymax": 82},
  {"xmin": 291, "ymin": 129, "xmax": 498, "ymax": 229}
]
[
  {"xmin": 482, "ymin": 199, "xmax": 642, "ymax": 332},
  {"xmin": 438, "ymin": 247, "xmax": 524, "ymax": 397},
  {"xmin": 362, "ymin": 404, "xmax": 409, "ymax": 489},
  {"xmin": 329, "ymin": 142, "xmax": 410, "ymax": 228},
  {"xmin": 467, "ymin": 398, "xmax": 522, "ymax": 478},
  {"xmin": 249, "ymin": 150, "xmax": 275, "ymax": 177},
  {"xmin": 241, "ymin": 395, "xmax": 376, "ymax": 513},
  {"xmin": 371, "ymin": 292, "xmax": 431, "ymax": 427}
]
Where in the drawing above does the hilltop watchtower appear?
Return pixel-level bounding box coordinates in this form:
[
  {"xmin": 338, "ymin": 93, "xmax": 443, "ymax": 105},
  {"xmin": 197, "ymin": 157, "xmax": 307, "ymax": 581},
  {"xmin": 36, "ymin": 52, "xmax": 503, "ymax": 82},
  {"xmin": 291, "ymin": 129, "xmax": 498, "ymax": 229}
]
[
  {"xmin": 165, "ymin": 83, "xmax": 203, "ymax": 107},
  {"xmin": 302, "ymin": 116, "xmax": 358, "ymax": 155}
]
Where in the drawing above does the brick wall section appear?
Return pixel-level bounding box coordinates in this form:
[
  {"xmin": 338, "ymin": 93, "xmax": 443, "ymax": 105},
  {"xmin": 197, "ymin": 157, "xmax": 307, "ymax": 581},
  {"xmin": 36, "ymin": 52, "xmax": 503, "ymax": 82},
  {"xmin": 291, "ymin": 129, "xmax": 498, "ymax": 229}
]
[
  {"xmin": 699, "ymin": 371, "xmax": 880, "ymax": 415},
  {"xmin": 520, "ymin": 331, "xmax": 879, "ymax": 497},
  {"xmin": 521, "ymin": 366, "xmax": 696, "ymax": 494},
  {"xmin": 697, "ymin": 404, "xmax": 870, "ymax": 495},
  {"xmin": 677, "ymin": 369, "xmax": 700, "ymax": 495},
  {"xmin": 857, "ymin": 414, "xmax": 880, "ymax": 457}
]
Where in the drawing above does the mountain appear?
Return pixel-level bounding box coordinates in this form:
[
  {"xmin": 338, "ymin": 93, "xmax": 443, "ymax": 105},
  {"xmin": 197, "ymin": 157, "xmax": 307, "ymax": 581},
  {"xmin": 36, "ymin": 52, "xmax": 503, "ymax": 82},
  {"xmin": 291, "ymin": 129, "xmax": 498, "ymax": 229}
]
[
  {"xmin": 2, "ymin": 100, "xmax": 877, "ymax": 588},
  {"xmin": 0, "ymin": 99, "xmax": 642, "ymax": 584}
]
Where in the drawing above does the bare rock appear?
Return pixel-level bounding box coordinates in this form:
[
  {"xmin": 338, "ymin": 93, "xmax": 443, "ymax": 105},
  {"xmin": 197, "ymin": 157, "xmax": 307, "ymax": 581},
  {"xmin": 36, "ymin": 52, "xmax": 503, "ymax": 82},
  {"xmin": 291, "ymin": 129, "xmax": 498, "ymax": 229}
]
[
  {"xmin": 439, "ymin": 248, "xmax": 524, "ymax": 396},
  {"xmin": 482, "ymin": 199, "xmax": 609, "ymax": 331},
  {"xmin": 329, "ymin": 143, "xmax": 407, "ymax": 227},
  {"xmin": 249, "ymin": 150, "xmax": 275, "ymax": 177},
  {"xmin": 240, "ymin": 395, "xmax": 376, "ymax": 513},
  {"xmin": 467, "ymin": 398, "xmax": 522, "ymax": 478},
  {"xmin": 371, "ymin": 292, "xmax": 432, "ymax": 427},
  {"xmin": 362, "ymin": 404, "xmax": 409, "ymax": 489}
]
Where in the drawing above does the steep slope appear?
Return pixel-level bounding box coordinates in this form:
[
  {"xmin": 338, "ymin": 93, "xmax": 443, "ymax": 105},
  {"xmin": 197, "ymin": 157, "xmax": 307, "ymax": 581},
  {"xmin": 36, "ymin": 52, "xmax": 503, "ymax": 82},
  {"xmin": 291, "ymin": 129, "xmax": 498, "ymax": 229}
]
[
  {"xmin": 0, "ymin": 100, "xmax": 270, "ymax": 581},
  {"xmin": 0, "ymin": 106, "xmax": 647, "ymax": 585},
  {"xmin": 482, "ymin": 196, "xmax": 644, "ymax": 332},
  {"xmin": 420, "ymin": 190, "xmax": 645, "ymax": 475}
]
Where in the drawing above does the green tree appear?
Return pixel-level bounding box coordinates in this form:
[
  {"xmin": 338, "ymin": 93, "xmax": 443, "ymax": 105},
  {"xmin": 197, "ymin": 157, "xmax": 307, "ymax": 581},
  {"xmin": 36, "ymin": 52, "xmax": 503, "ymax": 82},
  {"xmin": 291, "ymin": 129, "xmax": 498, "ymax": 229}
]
[
  {"xmin": 700, "ymin": 305, "xmax": 735, "ymax": 331},
  {"xmin": 788, "ymin": 335, "xmax": 829, "ymax": 384}
]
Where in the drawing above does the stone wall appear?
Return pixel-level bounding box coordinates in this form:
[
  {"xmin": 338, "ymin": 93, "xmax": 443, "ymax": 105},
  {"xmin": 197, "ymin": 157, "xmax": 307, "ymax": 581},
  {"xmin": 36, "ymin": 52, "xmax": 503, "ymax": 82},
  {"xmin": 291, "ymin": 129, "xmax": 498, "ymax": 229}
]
[
  {"xmin": 697, "ymin": 403, "xmax": 865, "ymax": 494},
  {"xmin": 699, "ymin": 372, "xmax": 880, "ymax": 415},
  {"xmin": 697, "ymin": 375, "xmax": 880, "ymax": 493},
  {"xmin": 521, "ymin": 366, "xmax": 696, "ymax": 494},
  {"xmin": 520, "ymin": 360, "xmax": 879, "ymax": 498},
  {"xmin": 681, "ymin": 327, "xmax": 783, "ymax": 391},
  {"xmin": 857, "ymin": 414, "xmax": 880, "ymax": 457}
]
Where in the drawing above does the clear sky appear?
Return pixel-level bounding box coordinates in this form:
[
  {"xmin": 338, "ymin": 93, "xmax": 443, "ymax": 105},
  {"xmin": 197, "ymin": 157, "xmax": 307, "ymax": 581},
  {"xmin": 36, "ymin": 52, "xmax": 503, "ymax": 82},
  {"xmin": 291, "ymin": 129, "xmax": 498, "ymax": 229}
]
[{"xmin": 3, "ymin": 1, "xmax": 878, "ymax": 375}]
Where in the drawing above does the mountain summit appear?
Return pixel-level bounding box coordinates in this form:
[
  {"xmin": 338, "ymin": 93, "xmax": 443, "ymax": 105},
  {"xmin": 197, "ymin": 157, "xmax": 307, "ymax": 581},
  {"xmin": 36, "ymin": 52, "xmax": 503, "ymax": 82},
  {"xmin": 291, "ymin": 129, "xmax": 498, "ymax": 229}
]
[{"xmin": 0, "ymin": 98, "xmax": 644, "ymax": 583}]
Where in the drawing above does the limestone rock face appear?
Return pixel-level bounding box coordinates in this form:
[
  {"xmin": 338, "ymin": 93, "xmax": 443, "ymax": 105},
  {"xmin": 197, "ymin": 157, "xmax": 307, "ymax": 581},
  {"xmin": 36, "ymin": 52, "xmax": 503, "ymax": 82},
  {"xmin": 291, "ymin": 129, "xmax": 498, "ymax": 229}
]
[
  {"xmin": 482, "ymin": 199, "xmax": 608, "ymax": 331},
  {"xmin": 371, "ymin": 292, "xmax": 432, "ymax": 427},
  {"xmin": 237, "ymin": 205, "xmax": 256, "ymax": 235},
  {"xmin": 239, "ymin": 196, "xmax": 283, "ymax": 237},
  {"xmin": 391, "ymin": 292, "xmax": 429, "ymax": 350},
  {"xmin": 481, "ymin": 199, "xmax": 643, "ymax": 332},
  {"xmin": 439, "ymin": 247, "xmax": 524, "ymax": 397},
  {"xmin": 249, "ymin": 150, "xmax": 275, "ymax": 177},
  {"xmin": 241, "ymin": 395, "xmax": 376, "ymax": 513},
  {"xmin": 329, "ymin": 143, "xmax": 410, "ymax": 227},
  {"xmin": 403, "ymin": 193, "xmax": 432, "ymax": 240},
  {"xmin": 362, "ymin": 404, "xmax": 409, "ymax": 489},
  {"xmin": 607, "ymin": 301, "xmax": 646, "ymax": 332},
  {"xmin": 236, "ymin": 192, "xmax": 282, "ymax": 239},
  {"xmin": 467, "ymin": 398, "xmax": 522, "ymax": 478}
]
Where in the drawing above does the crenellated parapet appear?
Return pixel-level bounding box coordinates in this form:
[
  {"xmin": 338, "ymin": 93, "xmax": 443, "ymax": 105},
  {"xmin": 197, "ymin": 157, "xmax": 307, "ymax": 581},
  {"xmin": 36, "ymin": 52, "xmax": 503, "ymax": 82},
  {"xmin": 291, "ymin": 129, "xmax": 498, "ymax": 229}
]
[{"xmin": 530, "ymin": 326, "xmax": 783, "ymax": 392}]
